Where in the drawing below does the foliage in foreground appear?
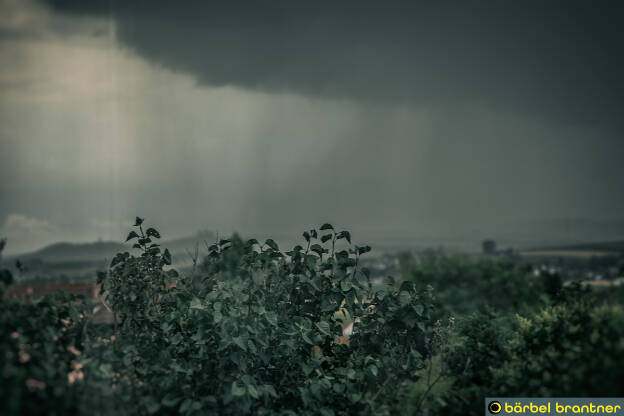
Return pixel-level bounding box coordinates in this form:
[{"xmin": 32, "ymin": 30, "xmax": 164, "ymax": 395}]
[
  {"xmin": 2, "ymin": 223, "xmax": 624, "ymax": 415},
  {"xmin": 2, "ymin": 220, "xmax": 443, "ymax": 415},
  {"xmin": 397, "ymin": 253, "xmax": 624, "ymax": 415},
  {"xmin": 0, "ymin": 237, "xmax": 89, "ymax": 415}
]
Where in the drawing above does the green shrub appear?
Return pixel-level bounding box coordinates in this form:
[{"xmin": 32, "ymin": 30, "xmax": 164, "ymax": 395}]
[
  {"xmin": 1, "ymin": 238, "xmax": 90, "ymax": 415},
  {"xmin": 493, "ymin": 300, "xmax": 624, "ymax": 396},
  {"xmin": 1, "ymin": 291, "xmax": 89, "ymax": 415},
  {"xmin": 398, "ymin": 293, "xmax": 624, "ymax": 415},
  {"xmin": 396, "ymin": 310, "xmax": 511, "ymax": 416},
  {"xmin": 83, "ymin": 219, "xmax": 440, "ymax": 415}
]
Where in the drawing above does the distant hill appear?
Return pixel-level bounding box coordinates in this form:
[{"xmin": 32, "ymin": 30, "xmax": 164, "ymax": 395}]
[
  {"xmin": 15, "ymin": 241, "xmax": 125, "ymax": 263},
  {"xmin": 8, "ymin": 230, "xmax": 216, "ymax": 262},
  {"xmin": 2, "ymin": 231, "xmax": 216, "ymax": 281}
]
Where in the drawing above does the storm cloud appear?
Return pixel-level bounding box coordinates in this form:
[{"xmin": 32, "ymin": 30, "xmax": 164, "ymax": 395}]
[{"xmin": 44, "ymin": 0, "xmax": 624, "ymax": 130}]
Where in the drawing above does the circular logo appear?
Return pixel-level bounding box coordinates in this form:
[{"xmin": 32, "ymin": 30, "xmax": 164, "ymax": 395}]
[{"xmin": 488, "ymin": 401, "xmax": 502, "ymax": 414}]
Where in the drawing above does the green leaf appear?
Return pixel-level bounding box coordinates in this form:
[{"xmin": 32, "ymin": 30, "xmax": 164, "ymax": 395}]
[
  {"xmin": 303, "ymin": 231, "xmax": 311, "ymax": 242},
  {"xmin": 232, "ymin": 336, "xmax": 247, "ymax": 351},
  {"xmin": 134, "ymin": 216, "xmax": 144, "ymax": 226},
  {"xmin": 123, "ymin": 353, "xmax": 133, "ymax": 366},
  {"xmin": 320, "ymin": 223, "xmax": 334, "ymax": 230},
  {"xmin": 179, "ymin": 399, "xmax": 192, "ymax": 413},
  {"xmin": 214, "ymin": 310, "xmax": 222, "ymax": 323},
  {"xmin": 310, "ymin": 244, "xmax": 324, "ymax": 256},
  {"xmin": 161, "ymin": 395, "xmax": 181, "ymax": 407},
  {"xmin": 264, "ymin": 384, "xmax": 278, "ymax": 398},
  {"xmin": 146, "ymin": 227, "xmax": 161, "ymax": 239},
  {"xmin": 264, "ymin": 239, "xmax": 279, "ymax": 251},
  {"xmin": 162, "ymin": 248, "xmax": 172, "ymax": 265},
  {"xmin": 126, "ymin": 231, "xmax": 139, "ymax": 242},
  {"xmin": 247, "ymin": 384, "xmax": 260, "ymax": 399},
  {"xmin": 310, "ymin": 382, "xmax": 321, "ymax": 399},
  {"xmin": 265, "ymin": 312, "xmax": 278, "ymax": 327},
  {"xmin": 321, "ymin": 234, "xmax": 332, "ymax": 243},
  {"xmin": 333, "ymin": 383, "xmax": 346, "ymax": 394},
  {"xmin": 98, "ymin": 363, "xmax": 114, "ymax": 378},
  {"xmin": 357, "ymin": 245, "xmax": 372, "ymax": 255},
  {"xmin": 349, "ymin": 393, "xmax": 362, "ymax": 403},
  {"xmin": 321, "ymin": 297, "xmax": 336, "ymax": 312},
  {"xmin": 190, "ymin": 297, "xmax": 205, "ymax": 310},
  {"xmin": 342, "ymin": 231, "xmax": 351, "ymax": 244},
  {"xmin": 231, "ymin": 381, "xmax": 246, "ymax": 397},
  {"xmin": 399, "ymin": 290, "xmax": 412, "ymax": 307},
  {"xmin": 414, "ymin": 304, "xmax": 424, "ymax": 316},
  {"xmin": 302, "ymin": 332, "xmax": 315, "ymax": 345},
  {"xmin": 301, "ymin": 362, "xmax": 313, "ymax": 376},
  {"xmin": 315, "ymin": 321, "xmax": 331, "ymax": 336},
  {"xmin": 307, "ymin": 279, "xmax": 320, "ymax": 292},
  {"xmin": 148, "ymin": 246, "xmax": 160, "ymax": 255}
]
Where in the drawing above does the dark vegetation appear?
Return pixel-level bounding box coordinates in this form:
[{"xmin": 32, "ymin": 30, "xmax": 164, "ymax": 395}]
[
  {"xmin": 397, "ymin": 251, "xmax": 624, "ymax": 415},
  {"xmin": 1, "ymin": 219, "xmax": 624, "ymax": 415}
]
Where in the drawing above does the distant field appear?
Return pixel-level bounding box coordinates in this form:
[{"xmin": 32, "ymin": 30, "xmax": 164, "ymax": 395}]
[
  {"xmin": 520, "ymin": 240, "xmax": 624, "ymax": 258},
  {"xmin": 4, "ymin": 281, "xmax": 98, "ymax": 301},
  {"xmin": 563, "ymin": 278, "xmax": 624, "ymax": 287},
  {"xmin": 520, "ymin": 250, "xmax": 617, "ymax": 258}
]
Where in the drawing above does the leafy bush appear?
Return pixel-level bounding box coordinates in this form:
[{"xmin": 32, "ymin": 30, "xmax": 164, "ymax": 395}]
[
  {"xmin": 1, "ymin": 238, "xmax": 90, "ymax": 415},
  {"xmin": 492, "ymin": 299, "xmax": 624, "ymax": 396},
  {"xmin": 82, "ymin": 219, "xmax": 441, "ymax": 415},
  {"xmin": 398, "ymin": 286, "xmax": 624, "ymax": 415}
]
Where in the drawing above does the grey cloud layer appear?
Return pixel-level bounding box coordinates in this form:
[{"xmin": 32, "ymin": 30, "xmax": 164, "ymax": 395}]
[{"xmin": 44, "ymin": 0, "xmax": 624, "ymax": 131}]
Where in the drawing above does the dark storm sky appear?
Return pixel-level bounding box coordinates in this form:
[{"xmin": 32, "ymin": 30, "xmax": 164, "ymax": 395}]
[
  {"xmin": 45, "ymin": 0, "xmax": 624, "ymax": 128},
  {"xmin": 0, "ymin": 0, "xmax": 623, "ymax": 253}
]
